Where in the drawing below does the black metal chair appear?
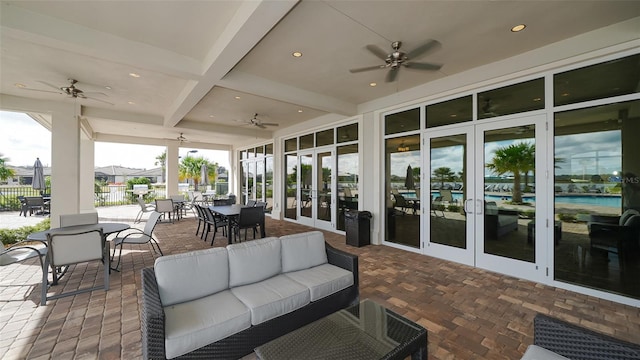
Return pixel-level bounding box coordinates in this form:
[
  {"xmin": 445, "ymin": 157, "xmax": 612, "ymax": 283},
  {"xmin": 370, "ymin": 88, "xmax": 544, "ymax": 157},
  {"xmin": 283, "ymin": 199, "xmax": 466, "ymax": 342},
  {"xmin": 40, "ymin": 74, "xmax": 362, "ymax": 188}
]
[
  {"xmin": 201, "ymin": 205, "xmax": 229, "ymax": 245},
  {"xmin": 193, "ymin": 203, "xmax": 206, "ymax": 237},
  {"xmin": 230, "ymin": 206, "xmax": 265, "ymax": 242}
]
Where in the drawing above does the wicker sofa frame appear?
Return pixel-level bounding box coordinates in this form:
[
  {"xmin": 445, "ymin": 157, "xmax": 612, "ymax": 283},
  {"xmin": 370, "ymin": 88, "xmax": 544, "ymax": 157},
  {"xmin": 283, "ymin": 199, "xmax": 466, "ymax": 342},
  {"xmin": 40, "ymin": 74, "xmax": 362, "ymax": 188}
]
[
  {"xmin": 534, "ymin": 313, "xmax": 640, "ymax": 359},
  {"xmin": 141, "ymin": 243, "xmax": 359, "ymax": 360}
]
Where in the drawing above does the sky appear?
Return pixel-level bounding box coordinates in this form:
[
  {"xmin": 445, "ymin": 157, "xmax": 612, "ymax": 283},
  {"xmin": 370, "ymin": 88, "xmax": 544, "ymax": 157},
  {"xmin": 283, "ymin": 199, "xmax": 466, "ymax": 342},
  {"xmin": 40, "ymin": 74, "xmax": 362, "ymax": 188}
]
[{"xmin": 0, "ymin": 110, "xmax": 230, "ymax": 170}]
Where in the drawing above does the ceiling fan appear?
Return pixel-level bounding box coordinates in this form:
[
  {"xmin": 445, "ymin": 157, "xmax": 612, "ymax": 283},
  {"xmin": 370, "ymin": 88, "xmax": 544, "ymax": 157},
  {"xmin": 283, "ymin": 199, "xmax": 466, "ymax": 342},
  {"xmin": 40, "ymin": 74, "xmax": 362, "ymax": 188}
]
[
  {"xmin": 238, "ymin": 113, "xmax": 279, "ymax": 129},
  {"xmin": 349, "ymin": 40, "xmax": 443, "ymax": 82},
  {"xmin": 176, "ymin": 133, "xmax": 189, "ymax": 144},
  {"xmin": 21, "ymin": 78, "xmax": 114, "ymax": 105}
]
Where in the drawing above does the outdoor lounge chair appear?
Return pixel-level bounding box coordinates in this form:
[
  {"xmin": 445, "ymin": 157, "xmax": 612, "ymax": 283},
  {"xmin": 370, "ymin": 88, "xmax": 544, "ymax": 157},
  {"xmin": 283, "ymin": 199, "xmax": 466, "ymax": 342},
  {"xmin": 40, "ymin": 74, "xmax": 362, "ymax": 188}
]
[
  {"xmin": 155, "ymin": 199, "xmax": 175, "ymax": 223},
  {"xmin": 135, "ymin": 197, "xmax": 156, "ymax": 223},
  {"xmin": 1, "ymin": 239, "xmax": 48, "ymax": 289},
  {"xmin": 111, "ymin": 211, "xmax": 163, "ymax": 271},
  {"xmin": 42, "ymin": 228, "xmax": 109, "ymax": 305}
]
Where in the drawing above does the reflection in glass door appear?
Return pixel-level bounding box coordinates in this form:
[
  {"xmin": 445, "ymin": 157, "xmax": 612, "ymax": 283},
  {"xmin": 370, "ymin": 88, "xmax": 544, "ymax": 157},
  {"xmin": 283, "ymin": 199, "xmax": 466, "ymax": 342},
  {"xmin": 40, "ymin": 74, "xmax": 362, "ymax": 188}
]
[
  {"xmin": 298, "ymin": 150, "xmax": 334, "ymax": 230},
  {"xmin": 426, "ymin": 129, "xmax": 474, "ymax": 265},
  {"xmin": 475, "ymin": 116, "xmax": 544, "ymax": 281}
]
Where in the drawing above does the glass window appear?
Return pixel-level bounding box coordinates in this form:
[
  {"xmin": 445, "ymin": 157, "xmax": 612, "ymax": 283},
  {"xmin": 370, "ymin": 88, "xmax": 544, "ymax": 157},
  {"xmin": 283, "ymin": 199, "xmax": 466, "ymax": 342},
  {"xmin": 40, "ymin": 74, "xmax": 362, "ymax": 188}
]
[
  {"xmin": 385, "ymin": 134, "xmax": 421, "ymax": 247},
  {"xmin": 555, "ymin": 54, "xmax": 640, "ymax": 107},
  {"xmin": 337, "ymin": 144, "xmax": 359, "ymax": 231},
  {"xmin": 300, "ymin": 134, "xmax": 314, "ymax": 149},
  {"xmin": 240, "ymin": 150, "xmax": 247, "ymax": 160},
  {"xmin": 337, "ymin": 123, "xmax": 358, "ymax": 143},
  {"xmin": 265, "ymin": 156, "xmax": 273, "ymax": 213},
  {"xmin": 426, "ymin": 95, "xmax": 472, "ymax": 128},
  {"xmin": 256, "ymin": 146, "xmax": 264, "ymax": 156},
  {"xmin": 265, "ymin": 143, "xmax": 273, "ymax": 155},
  {"xmin": 385, "ymin": 108, "xmax": 420, "ymax": 135},
  {"xmin": 284, "ymin": 138, "xmax": 297, "ymax": 152},
  {"xmin": 247, "ymin": 147, "xmax": 255, "ymax": 159},
  {"xmin": 478, "ymin": 78, "xmax": 544, "ymax": 119},
  {"xmin": 284, "ymin": 154, "xmax": 298, "ymax": 220},
  {"xmin": 554, "ymin": 100, "xmax": 639, "ymax": 299},
  {"xmin": 316, "ymin": 129, "xmax": 334, "ymax": 147}
]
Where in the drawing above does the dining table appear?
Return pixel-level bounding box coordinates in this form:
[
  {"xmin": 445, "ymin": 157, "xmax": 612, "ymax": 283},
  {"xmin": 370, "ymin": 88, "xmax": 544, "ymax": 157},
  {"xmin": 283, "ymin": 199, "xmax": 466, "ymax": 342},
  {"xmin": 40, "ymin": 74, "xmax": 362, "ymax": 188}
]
[{"xmin": 209, "ymin": 204, "xmax": 266, "ymax": 241}]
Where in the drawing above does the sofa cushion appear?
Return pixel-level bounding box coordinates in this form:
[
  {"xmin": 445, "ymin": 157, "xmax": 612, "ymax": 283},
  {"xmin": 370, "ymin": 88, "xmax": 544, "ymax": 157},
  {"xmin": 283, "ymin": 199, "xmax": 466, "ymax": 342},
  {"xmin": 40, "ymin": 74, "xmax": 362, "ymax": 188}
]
[
  {"xmin": 227, "ymin": 237, "xmax": 281, "ymax": 287},
  {"xmin": 155, "ymin": 247, "xmax": 229, "ymax": 306},
  {"xmin": 164, "ymin": 290, "xmax": 251, "ymax": 359},
  {"xmin": 231, "ymin": 274, "xmax": 310, "ymax": 325},
  {"xmin": 280, "ymin": 231, "xmax": 328, "ymax": 273},
  {"xmin": 284, "ymin": 263, "xmax": 354, "ymax": 301},
  {"xmin": 520, "ymin": 345, "xmax": 569, "ymax": 360}
]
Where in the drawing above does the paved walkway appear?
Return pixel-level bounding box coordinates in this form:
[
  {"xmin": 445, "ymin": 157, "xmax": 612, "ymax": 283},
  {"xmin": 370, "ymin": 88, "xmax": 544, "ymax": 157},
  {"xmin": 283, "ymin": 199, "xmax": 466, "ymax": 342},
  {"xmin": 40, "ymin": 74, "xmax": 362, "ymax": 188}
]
[
  {"xmin": 1, "ymin": 206, "xmax": 639, "ymax": 359},
  {"xmin": 0, "ymin": 205, "xmax": 144, "ymax": 230}
]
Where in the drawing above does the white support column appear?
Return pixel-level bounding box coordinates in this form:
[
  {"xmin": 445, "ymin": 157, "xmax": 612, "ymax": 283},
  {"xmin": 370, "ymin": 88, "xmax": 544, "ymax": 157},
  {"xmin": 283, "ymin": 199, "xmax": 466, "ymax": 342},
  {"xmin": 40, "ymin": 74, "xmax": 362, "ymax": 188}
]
[
  {"xmin": 166, "ymin": 142, "xmax": 179, "ymax": 198},
  {"xmin": 50, "ymin": 103, "xmax": 80, "ymax": 228},
  {"xmin": 79, "ymin": 133, "xmax": 96, "ymax": 214}
]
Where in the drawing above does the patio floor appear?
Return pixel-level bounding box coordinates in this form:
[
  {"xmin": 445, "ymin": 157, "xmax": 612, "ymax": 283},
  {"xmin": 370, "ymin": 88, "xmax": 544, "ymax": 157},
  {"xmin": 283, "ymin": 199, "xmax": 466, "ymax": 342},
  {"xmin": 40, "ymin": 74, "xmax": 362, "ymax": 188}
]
[{"xmin": 1, "ymin": 205, "xmax": 639, "ymax": 359}]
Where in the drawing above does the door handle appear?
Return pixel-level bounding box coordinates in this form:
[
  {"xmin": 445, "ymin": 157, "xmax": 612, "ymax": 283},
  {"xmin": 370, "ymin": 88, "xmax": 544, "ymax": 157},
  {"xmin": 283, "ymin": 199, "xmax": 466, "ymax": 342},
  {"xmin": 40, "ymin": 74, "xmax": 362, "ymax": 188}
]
[{"xmin": 464, "ymin": 199, "xmax": 473, "ymax": 214}]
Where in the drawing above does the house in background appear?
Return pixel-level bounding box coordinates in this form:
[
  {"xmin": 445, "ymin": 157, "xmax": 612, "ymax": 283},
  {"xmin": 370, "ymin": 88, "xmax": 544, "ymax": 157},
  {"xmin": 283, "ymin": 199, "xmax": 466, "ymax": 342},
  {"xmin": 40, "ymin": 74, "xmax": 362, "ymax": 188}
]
[{"xmin": 94, "ymin": 165, "xmax": 162, "ymax": 184}]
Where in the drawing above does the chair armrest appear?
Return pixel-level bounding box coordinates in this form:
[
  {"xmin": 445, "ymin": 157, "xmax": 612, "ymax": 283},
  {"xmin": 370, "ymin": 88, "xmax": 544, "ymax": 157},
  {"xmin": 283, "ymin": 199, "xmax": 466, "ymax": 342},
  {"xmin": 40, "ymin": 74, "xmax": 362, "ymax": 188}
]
[
  {"xmin": 141, "ymin": 267, "xmax": 166, "ymax": 360},
  {"xmin": 589, "ymin": 222, "xmax": 621, "ymax": 235},
  {"xmin": 498, "ymin": 209, "xmax": 519, "ymax": 216},
  {"xmin": 326, "ymin": 243, "xmax": 359, "ymax": 289}
]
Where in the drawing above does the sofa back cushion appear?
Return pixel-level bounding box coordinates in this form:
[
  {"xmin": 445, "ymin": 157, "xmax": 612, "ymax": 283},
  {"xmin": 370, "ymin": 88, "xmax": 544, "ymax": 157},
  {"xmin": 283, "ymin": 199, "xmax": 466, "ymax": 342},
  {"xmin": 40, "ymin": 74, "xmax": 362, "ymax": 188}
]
[
  {"xmin": 280, "ymin": 231, "xmax": 328, "ymax": 273},
  {"xmin": 154, "ymin": 247, "xmax": 229, "ymax": 306},
  {"xmin": 227, "ymin": 237, "xmax": 281, "ymax": 287}
]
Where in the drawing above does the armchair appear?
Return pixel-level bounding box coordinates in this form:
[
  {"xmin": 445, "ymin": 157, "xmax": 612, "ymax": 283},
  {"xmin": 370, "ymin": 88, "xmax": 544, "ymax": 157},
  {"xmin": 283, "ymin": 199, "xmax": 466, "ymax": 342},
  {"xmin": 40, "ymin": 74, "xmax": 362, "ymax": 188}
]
[
  {"xmin": 589, "ymin": 210, "xmax": 640, "ymax": 270},
  {"xmin": 42, "ymin": 228, "xmax": 110, "ymax": 305},
  {"xmin": 484, "ymin": 201, "xmax": 518, "ymax": 239},
  {"xmin": 135, "ymin": 197, "xmax": 156, "ymax": 223}
]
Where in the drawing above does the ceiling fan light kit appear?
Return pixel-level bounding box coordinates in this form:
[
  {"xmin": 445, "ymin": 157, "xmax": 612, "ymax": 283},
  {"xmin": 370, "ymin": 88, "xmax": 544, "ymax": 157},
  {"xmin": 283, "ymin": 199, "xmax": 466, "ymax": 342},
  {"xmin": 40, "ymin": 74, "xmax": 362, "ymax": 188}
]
[{"xmin": 349, "ymin": 40, "xmax": 443, "ymax": 82}]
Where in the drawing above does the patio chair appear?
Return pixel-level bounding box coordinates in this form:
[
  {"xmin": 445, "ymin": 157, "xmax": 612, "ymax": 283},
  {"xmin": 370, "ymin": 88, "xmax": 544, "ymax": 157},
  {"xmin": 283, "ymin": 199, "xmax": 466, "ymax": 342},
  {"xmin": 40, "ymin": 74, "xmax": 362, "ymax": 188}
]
[
  {"xmin": 135, "ymin": 197, "xmax": 156, "ymax": 224},
  {"xmin": 1, "ymin": 239, "xmax": 48, "ymax": 283},
  {"xmin": 230, "ymin": 206, "xmax": 264, "ymax": 242},
  {"xmin": 193, "ymin": 203, "xmax": 206, "ymax": 237},
  {"xmin": 393, "ymin": 193, "xmax": 418, "ymax": 215},
  {"xmin": 111, "ymin": 211, "xmax": 163, "ymax": 271},
  {"xmin": 201, "ymin": 205, "xmax": 228, "ymax": 245},
  {"xmin": 24, "ymin": 196, "xmax": 46, "ymax": 217},
  {"xmin": 155, "ymin": 199, "xmax": 175, "ymax": 223},
  {"xmin": 59, "ymin": 212, "xmax": 98, "ymax": 227},
  {"xmin": 41, "ymin": 228, "xmax": 109, "ymax": 305},
  {"xmin": 246, "ymin": 199, "xmax": 257, "ymax": 207}
]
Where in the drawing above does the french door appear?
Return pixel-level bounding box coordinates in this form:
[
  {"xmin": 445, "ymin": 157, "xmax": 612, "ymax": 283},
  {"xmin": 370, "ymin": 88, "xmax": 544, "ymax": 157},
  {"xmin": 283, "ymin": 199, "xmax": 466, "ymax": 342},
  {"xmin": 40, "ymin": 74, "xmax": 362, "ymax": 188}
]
[
  {"xmin": 297, "ymin": 148, "xmax": 335, "ymax": 231},
  {"xmin": 424, "ymin": 114, "xmax": 547, "ymax": 282}
]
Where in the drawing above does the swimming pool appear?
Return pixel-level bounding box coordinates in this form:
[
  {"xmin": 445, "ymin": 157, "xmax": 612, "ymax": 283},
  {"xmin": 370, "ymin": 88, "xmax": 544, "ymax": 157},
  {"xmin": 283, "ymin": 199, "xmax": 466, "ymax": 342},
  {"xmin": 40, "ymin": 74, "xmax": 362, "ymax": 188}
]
[{"xmin": 431, "ymin": 192, "xmax": 621, "ymax": 208}]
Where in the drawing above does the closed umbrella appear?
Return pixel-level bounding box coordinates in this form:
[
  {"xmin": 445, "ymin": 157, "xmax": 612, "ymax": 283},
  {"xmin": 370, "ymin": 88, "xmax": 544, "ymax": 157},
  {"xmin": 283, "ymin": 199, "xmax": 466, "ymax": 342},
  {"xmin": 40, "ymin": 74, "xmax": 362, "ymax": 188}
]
[
  {"xmin": 200, "ymin": 163, "xmax": 208, "ymax": 189},
  {"xmin": 404, "ymin": 165, "xmax": 415, "ymax": 190},
  {"xmin": 32, "ymin": 158, "xmax": 46, "ymax": 194}
]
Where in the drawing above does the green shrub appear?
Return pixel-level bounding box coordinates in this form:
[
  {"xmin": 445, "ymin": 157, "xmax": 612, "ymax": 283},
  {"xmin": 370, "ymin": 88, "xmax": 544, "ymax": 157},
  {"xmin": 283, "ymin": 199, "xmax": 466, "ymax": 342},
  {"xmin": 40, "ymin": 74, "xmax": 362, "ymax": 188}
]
[
  {"xmin": 557, "ymin": 213, "xmax": 576, "ymax": 222},
  {"xmin": 447, "ymin": 204, "xmax": 460, "ymax": 213},
  {"xmin": 0, "ymin": 218, "xmax": 51, "ymax": 245}
]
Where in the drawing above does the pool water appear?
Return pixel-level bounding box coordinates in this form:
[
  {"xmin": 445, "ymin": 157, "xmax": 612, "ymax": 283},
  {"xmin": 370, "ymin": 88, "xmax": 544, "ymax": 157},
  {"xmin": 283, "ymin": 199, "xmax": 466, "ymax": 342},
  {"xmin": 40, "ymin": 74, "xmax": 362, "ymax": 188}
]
[{"xmin": 431, "ymin": 192, "xmax": 621, "ymax": 208}]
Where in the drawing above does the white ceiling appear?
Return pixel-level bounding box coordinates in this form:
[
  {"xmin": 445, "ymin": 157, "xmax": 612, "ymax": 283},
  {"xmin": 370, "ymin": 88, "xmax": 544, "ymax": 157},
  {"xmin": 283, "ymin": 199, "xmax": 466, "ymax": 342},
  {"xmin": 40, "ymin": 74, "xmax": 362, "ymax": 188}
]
[{"xmin": 1, "ymin": 1, "xmax": 639, "ymax": 147}]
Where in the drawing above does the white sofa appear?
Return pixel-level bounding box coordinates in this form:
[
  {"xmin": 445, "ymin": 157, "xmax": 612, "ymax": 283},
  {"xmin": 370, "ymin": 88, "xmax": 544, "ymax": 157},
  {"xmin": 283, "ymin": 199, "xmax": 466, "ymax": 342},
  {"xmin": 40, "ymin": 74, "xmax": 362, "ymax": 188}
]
[{"xmin": 141, "ymin": 231, "xmax": 359, "ymax": 359}]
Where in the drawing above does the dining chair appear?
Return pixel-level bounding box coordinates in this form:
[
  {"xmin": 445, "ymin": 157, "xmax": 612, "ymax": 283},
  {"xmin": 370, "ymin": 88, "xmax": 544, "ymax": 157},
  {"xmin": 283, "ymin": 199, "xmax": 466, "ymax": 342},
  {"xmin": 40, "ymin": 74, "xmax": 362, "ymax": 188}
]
[
  {"xmin": 201, "ymin": 205, "xmax": 228, "ymax": 245},
  {"xmin": 193, "ymin": 204, "xmax": 206, "ymax": 237},
  {"xmin": 230, "ymin": 206, "xmax": 264, "ymax": 243},
  {"xmin": 135, "ymin": 197, "xmax": 156, "ymax": 223},
  {"xmin": 246, "ymin": 199, "xmax": 257, "ymax": 207},
  {"xmin": 59, "ymin": 212, "xmax": 98, "ymax": 227},
  {"xmin": 42, "ymin": 228, "xmax": 109, "ymax": 305},
  {"xmin": 155, "ymin": 199, "xmax": 175, "ymax": 223},
  {"xmin": 110, "ymin": 211, "xmax": 163, "ymax": 271},
  {"xmin": 1, "ymin": 239, "xmax": 48, "ymax": 280}
]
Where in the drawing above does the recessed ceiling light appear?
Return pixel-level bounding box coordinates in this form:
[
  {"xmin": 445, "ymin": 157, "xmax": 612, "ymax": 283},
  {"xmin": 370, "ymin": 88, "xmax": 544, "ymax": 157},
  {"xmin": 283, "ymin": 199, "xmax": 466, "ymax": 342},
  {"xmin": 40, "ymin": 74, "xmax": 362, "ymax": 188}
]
[
  {"xmin": 234, "ymin": 96, "xmax": 241, "ymax": 100},
  {"xmin": 511, "ymin": 24, "xmax": 526, "ymax": 32},
  {"xmin": 14, "ymin": 83, "xmax": 26, "ymax": 88},
  {"xmin": 369, "ymin": 82, "xmax": 377, "ymax": 87},
  {"xmin": 129, "ymin": 72, "xmax": 141, "ymax": 78},
  {"xmin": 105, "ymin": 86, "xmax": 112, "ymax": 90},
  {"xmin": 450, "ymin": 114, "xmax": 457, "ymax": 118},
  {"xmin": 209, "ymin": 114, "xmax": 215, "ymax": 118},
  {"xmin": 533, "ymin": 97, "xmax": 542, "ymax": 102},
  {"xmin": 292, "ymin": 51, "xmax": 302, "ymax": 58},
  {"xmin": 297, "ymin": 109, "xmax": 303, "ymax": 113},
  {"xmin": 561, "ymin": 93, "xmax": 570, "ymax": 97},
  {"xmin": 127, "ymin": 101, "xmax": 135, "ymax": 105}
]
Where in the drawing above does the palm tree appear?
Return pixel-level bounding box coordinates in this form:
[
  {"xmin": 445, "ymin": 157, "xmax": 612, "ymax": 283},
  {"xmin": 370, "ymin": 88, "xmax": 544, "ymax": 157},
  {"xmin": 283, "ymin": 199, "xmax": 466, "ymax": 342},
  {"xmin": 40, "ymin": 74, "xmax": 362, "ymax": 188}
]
[
  {"xmin": 178, "ymin": 156, "xmax": 218, "ymax": 191},
  {"xmin": 486, "ymin": 142, "xmax": 534, "ymax": 204},
  {"xmin": 155, "ymin": 151, "xmax": 166, "ymax": 182},
  {"xmin": 433, "ymin": 167, "xmax": 455, "ymax": 188},
  {"xmin": 0, "ymin": 153, "xmax": 16, "ymax": 182}
]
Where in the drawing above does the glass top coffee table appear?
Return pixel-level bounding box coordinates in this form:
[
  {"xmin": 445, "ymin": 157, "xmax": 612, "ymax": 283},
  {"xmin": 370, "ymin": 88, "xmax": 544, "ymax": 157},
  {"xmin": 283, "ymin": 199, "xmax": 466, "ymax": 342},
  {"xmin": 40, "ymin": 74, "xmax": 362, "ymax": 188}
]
[{"xmin": 254, "ymin": 299, "xmax": 427, "ymax": 360}]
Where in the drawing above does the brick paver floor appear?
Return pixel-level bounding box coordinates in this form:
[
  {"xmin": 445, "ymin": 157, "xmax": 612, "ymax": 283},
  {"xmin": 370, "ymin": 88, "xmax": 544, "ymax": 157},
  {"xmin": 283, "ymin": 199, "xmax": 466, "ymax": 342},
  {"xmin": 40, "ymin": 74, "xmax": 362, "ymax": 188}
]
[{"xmin": 1, "ymin": 206, "xmax": 639, "ymax": 359}]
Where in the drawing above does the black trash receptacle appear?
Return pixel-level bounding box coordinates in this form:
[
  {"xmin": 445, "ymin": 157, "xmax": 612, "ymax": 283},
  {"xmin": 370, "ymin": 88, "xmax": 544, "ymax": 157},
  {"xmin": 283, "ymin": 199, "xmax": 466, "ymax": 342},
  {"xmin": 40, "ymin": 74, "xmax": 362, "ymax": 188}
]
[{"xmin": 345, "ymin": 210, "xmax": 372, "ymax": 247}]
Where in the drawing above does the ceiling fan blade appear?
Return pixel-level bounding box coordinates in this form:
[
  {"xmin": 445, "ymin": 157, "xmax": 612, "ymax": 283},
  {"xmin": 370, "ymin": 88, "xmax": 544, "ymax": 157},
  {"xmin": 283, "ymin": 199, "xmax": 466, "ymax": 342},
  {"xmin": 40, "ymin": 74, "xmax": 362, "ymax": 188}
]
[
  {"xmin": 20, "ymin": 87, "xmax": 62, "ymax": 94},
  {"xmin": 404, "ymin": 62, "xmax": 442, "ymax": 71},
  {"xmin": 255, "ymin": 124, "xmax": 267, "ymax": 129},
  {"xmin": 260, "ymin": 122, "xmax": 279, "ymax": 127},
  {"xmin": 406, "ymin": 40, "xmax": 441, "ymax": 60},
  {"xmin": 37, "ymin": 80, "xmax": 63, "ymax": 91},
  {"xmin": 365, "ymin": 44, "xmax": 389, "ymax": 61},
  {"xmin": 385, "ymin": 68, "xmax": 399, "ymax": 82},
  {"xmin": 349, "ymin": 65, "xmax": 385, "ymax": 73},
  {"xmin": 85, "ymin": 96, "xmax": 115, "ymax": 105}
]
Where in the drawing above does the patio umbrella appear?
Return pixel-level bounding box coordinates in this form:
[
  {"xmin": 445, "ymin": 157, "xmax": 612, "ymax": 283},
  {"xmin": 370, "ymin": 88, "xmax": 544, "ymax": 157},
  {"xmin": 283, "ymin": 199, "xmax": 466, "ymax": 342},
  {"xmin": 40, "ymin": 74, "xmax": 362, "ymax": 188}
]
[
  {"xmin": 32, "ymin": 158, "xmax": 46, "ymax": 194},
  {"xmin": 200, "ymin": 163, "xmax": 208, "ymax": 187},
  {"xmin": 404, "ymin": 165, "xmax": 415, "ymax": 190}
]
